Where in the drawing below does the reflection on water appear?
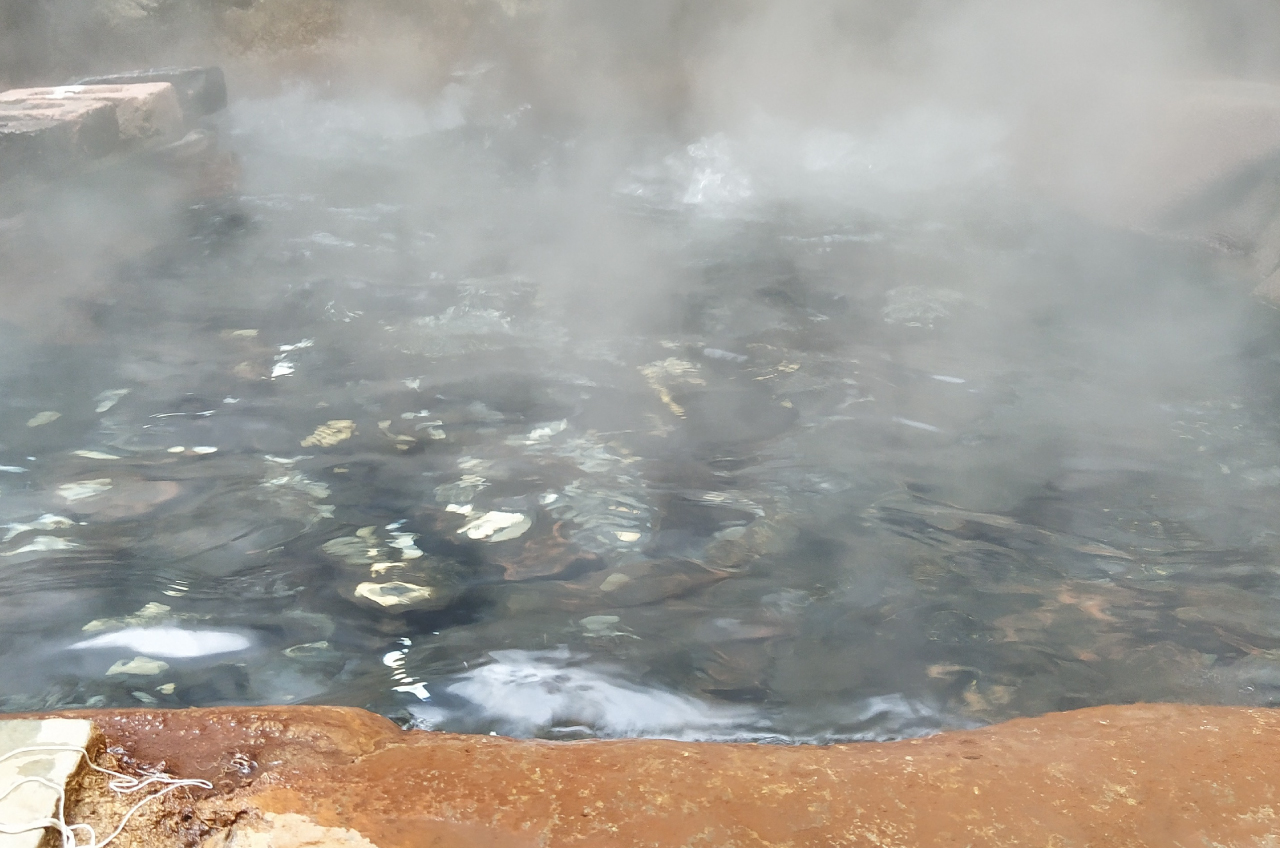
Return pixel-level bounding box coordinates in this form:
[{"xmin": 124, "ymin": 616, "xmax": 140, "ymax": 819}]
[{"xmin": 2, "ymin": 84, "xmax": 1280, "ymax": 741}]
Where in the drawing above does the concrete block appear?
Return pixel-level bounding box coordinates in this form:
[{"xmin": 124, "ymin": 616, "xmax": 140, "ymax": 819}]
[
  {"xmin": 0, "ymin": 718, "xmax": 96, "ymax": 848},
  {"xmin": 0, "ymin": 83, "xmax": 183, "ymax": 144}
]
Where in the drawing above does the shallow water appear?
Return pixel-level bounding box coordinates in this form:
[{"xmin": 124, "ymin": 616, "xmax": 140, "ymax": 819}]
[{"xmin": 2, "ymin": 81, "xmax": 1280, "ymax": 742}]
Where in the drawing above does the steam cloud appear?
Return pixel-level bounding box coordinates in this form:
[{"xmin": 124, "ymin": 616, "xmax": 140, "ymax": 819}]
[{"xmin": 4, "ymin": 0, "xmax": 1280, "ymax": 728}]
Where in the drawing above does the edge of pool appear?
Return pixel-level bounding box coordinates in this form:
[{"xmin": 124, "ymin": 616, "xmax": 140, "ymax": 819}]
[{"xmin": 7, "ymin": 702, "xmax": 1278, "ymax": 847}]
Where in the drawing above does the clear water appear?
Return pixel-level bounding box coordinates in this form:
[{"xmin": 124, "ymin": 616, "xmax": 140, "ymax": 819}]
[{"xmin": 2, "ymin": 79, "xmax": 1280, "ymax": 742}]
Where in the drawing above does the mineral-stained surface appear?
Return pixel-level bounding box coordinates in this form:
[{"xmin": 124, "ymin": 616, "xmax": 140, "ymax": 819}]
[{"xmin": 13, "ymin": 703, "xmax": 1280, "ymax": 847}]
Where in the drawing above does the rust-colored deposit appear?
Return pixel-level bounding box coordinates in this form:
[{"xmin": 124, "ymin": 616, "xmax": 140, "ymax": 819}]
[{"xmin": 23, "ymin": 703, "xmax": 1280, "ymax": 847}]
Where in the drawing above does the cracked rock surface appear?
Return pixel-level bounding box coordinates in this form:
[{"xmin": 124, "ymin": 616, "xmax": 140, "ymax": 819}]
[{"xmin": 11, "ymin": 703, "xmax": 1280, "ymax": 847}]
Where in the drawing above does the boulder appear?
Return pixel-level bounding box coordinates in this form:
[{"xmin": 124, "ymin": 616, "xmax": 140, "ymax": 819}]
[
  {"xmin": 75, "ymin": 67, "xmax": 228, "ymax": 122},
  {"xmin": 0, "ymin": 82, "xmax": 183, "ymax": 144},
  {"xmin": 0, "ymin": 97, "xmax": 120, "ymax": 177}
]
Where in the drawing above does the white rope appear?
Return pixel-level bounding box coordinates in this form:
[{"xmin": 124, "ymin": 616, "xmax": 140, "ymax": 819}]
[{"xmin": 0, "ymin": 744, "xmax": 213, "ymax": 848}]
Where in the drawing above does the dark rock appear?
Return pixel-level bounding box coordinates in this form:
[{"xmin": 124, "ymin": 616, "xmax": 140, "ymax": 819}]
[{"xmin": 76, "ymin": 67, "xmax": 227, "ymax": 121}]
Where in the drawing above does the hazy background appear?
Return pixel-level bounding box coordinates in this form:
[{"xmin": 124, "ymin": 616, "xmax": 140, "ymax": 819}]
[
  {"xmin": 5, "ymin": 0, "xmax": 1280, "ymax": 513},
  {"xmin": 8, "ymin": 0, "xmax": 1280, "ymax": 513}
]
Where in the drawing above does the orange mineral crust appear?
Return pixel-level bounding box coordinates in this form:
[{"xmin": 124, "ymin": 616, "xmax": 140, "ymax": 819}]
[{"xmin": 18, "ymin": 702, "xmax": 1280, "ymax": 847}]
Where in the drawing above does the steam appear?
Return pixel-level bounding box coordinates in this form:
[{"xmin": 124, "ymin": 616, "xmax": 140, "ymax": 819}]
[
  {"xmin": 4, "ymin": 0, "xmax": 1280, "ymax": 729},
  {"xmin": 9, "ymin": 0, "xmax": 1277, "ymax": 272}
]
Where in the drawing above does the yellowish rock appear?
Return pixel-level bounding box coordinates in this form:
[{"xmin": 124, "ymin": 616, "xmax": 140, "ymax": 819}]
[
  {"xmin": 203, "ymin": 812, "xmax": 378, "ymax": 848},
  {"xmin": 105, "ymin": 656, "xmax": 169, "ymax": 676},
  {"xmin": 25, "ymin": 411, "xmax": 59, "ymax": 428},
  {"xmin": 301, "ymin": 420, "xmax": 355, "ymax": 448},
  {"xmin": 353, "ymin": 581, "xmax": 436, "ymax": 608}
]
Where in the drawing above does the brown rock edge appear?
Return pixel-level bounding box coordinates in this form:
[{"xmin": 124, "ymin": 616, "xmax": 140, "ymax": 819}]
[{"xmin": 16, "ymin": 703, "xmax": 1280, "ymax": 847}]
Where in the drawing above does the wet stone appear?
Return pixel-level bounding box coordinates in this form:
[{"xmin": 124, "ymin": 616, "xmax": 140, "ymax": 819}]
[
  {"xmin": 494, "ymin": 558, "xmax": 732, "ymax": 613},
  {"xmin": 322, "ymin": 527, "xmax": 469, "ymax": 613},
  {"xmin": 1174, "ymin": 586, "xmax": 1280, "ymax": 645}
]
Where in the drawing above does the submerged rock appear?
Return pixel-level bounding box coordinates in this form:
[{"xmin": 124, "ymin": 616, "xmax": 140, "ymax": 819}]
[
  {"xmin": 493, "ymin": 557, "xmax": 732, "ymax": 613},
  {"xmin": 321, "ymin": 525, "xmax": 469, "ymax": 613}
]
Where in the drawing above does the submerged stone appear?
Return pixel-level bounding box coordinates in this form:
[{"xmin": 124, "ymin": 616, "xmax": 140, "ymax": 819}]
[
  {"xmin": 323, "ymin": 527, "xmax": 468, "ymax": 613},
  {"xmin": 494, "ymin": 557, "xmax": 731, "ymax": 613}
]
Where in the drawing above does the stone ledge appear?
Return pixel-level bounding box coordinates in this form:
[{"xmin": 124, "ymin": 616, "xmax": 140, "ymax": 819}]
[
  {"xmin": 9, "ymin": 703, "xmax": 1280, "ymax": 847},
  {"xmin": 0, "ymin": 83, "xmax": 183, "ymax": 145},
  {"xmin": 0, "ymin": 98, "xmax": 120, "ymax": 176}
]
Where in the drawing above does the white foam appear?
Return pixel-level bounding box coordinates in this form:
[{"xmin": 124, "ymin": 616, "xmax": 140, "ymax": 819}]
[
  {"xmin": 892, "ymin": 416, "xmax": 943, "ymax": 433},
  {"xmin": 68, "ymin": 627, "xmax": 252, "ymax": 658},
  {"xmin": 410, "ymin": 649, "xmax": 755, "ymax": 739},
  {"xmin": 2, "ymin": 515, "xmax": 72, "ymax": 542},
  {"xmin": 703, "ymin": 348, "xmax": 749, "ymax": 363},
  {"xmin": 457, "ymin": 511, "xmax": 531, "ymax": 542},
  {"xmin": 2, "ymin": 535, "xmax": 78, "ymax": 555}
]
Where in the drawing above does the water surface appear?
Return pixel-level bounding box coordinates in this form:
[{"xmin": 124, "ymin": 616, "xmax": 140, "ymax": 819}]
[{"xmin": 2, "ymin": 82, "xmax": 1280, "ymax": 742}]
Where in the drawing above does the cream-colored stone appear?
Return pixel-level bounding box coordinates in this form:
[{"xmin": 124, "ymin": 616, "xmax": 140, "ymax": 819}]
[
  {"xmin": 0, "ymin": 719, "xmax": 95, "ymax": 848},
  {"xmin": 203, "ymin": 813, "xmax": 379, "ymax": 848},
  {"xmin": 0, "ymin": 83, "xmax": 182, "ymax": 143},
  {"xmin": 300, "ymin": 421, "xmax": 355, "ymax": 448},
  {"xmin": 352, "ymin": 581, "xmax": 436, "ymax": 607},
  {"xmin": 105, "ymin": 656, "xmax": 169, "ymax": 676}
]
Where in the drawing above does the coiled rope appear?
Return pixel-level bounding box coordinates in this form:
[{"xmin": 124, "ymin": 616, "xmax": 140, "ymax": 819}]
[{"xmin": 0, "ymin": 744, "xmax": 213, "ymax": 848}]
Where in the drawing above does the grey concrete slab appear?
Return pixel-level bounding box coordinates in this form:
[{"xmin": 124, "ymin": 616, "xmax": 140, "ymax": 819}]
[{"xmin": 0, "ymin": 719, "xmax": 95, "ymax": 848}]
